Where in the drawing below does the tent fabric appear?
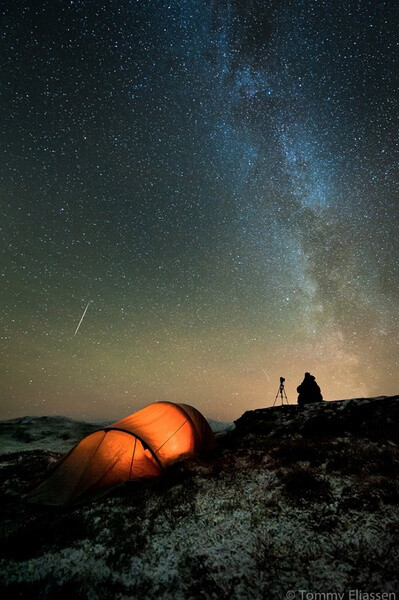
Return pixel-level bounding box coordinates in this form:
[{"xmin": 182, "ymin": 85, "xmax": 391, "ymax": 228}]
[{"xmin": 26, "ymin": 401, "xmax": 216, "ymax": 506}]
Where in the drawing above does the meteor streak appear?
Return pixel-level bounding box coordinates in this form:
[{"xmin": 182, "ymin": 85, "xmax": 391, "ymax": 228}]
[
  {"xmin": 262, "ymin": 369, "xmax": 271, "ymax": 381},
  {"xmin": 74, "ymin": 301, "xmax": 91, "ymax": 336}
]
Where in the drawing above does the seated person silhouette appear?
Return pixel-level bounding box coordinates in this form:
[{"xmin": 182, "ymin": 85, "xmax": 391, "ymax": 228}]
[{"xmin": 297, "ymin": 372, "xmax": 323, "ymax": 406}]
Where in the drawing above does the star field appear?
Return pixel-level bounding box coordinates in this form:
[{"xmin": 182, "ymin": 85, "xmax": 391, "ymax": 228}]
[{"xmin": 1, "ymin": 0, "xmax": 398, "ymax": 421}]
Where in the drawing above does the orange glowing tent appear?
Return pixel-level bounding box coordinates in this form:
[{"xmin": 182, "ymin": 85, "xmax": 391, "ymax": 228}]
[{"xmin": 26, "ymin": 402, "xmax": 216, "ymax": 505}]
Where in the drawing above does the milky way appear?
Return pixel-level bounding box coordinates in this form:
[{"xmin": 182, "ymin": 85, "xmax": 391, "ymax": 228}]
[{"xmin": 1, "ymin": 1, "xmax": 398, "ymax": 421}]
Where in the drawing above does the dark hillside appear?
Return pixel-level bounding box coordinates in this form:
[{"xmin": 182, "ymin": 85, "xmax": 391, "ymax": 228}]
[{"xmin": 0, "ymin": 396, "xmax": 398, "ymax": 599}]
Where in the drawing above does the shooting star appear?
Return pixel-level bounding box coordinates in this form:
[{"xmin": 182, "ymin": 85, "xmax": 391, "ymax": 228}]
[
  {"xmin": 74, "ymin": 301, "xmax": 92, "ymax": 336},
  {"xmin": 262, "ymin": 368, "xmax": 271, "ymax": 381}
]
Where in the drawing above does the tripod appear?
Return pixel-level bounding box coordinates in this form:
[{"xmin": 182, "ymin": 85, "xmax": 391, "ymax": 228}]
[{"xmin": 273, "ymin": 381, "xmax": 289, "ymax": 406}]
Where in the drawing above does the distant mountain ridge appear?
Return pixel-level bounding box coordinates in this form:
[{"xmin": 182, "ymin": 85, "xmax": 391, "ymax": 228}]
[{"xmin": 0, "ymin": 413, "xmax": 234, "ymax": 455}]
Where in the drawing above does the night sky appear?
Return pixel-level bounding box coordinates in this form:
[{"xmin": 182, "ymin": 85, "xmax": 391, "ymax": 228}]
[{"xmin": 1, "ymin": 1, "xmax": 398, "ymax": 422}]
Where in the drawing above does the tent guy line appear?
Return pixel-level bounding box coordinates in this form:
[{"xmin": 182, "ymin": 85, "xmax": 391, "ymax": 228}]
[
  {"xmin": 74, "ymin": 301, "xmax": 92, "ymax": 336},
  {"xmin": 25, "ymin": 402, "xmax": 216, "ymax": 505}
]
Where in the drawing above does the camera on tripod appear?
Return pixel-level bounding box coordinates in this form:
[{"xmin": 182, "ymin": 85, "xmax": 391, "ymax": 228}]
[{"xmin": 274, "ymin": 376, "xmax": 289, "ymax": 406}]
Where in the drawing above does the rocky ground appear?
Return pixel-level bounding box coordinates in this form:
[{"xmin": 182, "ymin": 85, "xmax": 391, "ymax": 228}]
[{"xmin": 0, "ymin": 396, "xmax": 398, "ymax": 599}]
